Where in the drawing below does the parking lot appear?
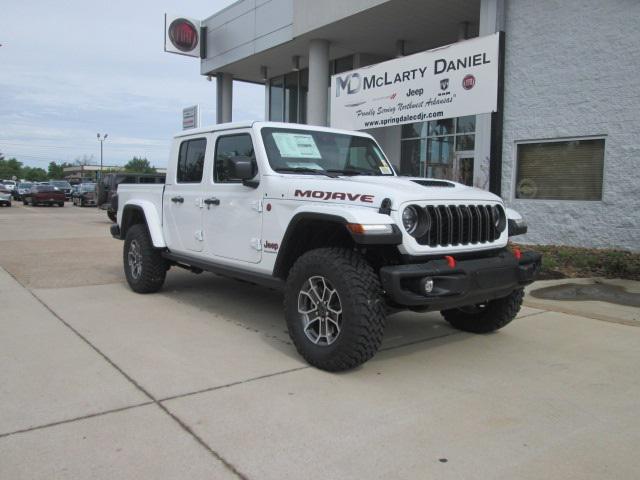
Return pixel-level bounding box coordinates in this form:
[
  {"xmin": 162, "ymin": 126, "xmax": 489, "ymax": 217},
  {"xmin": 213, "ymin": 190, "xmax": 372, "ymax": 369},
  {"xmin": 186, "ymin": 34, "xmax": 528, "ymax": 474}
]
[{"xmin": 1, "ymin": 201, "xmax": 639, "ymax": 479}]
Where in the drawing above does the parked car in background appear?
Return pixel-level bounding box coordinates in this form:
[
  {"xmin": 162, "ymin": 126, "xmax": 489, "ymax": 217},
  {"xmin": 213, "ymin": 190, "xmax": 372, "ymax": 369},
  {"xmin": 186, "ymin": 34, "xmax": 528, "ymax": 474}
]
[
  {"xmin": 72, "ymin": 183, "xmax": 97, "ymax": 207},
  {"xmin": 22, "ymin": 185, "xmax": 65, "ymax": 206},
  {"xmin": 2, "ymin": 180, "xmax": 17, "ymax": 191},
  {"xmin": 0, "ymin": 183, "xmax": 12, "ymax": 207},
  {"xmin": 13, "ymin": 182, "xmax": 33, "ymax": 200},
  {"xmin": 97, "ymin": 172, "xmax": 165, "ymax": 222},
  {"xmin": 48, "ymin": 180, "xmax": 73, "ymax": 200}
]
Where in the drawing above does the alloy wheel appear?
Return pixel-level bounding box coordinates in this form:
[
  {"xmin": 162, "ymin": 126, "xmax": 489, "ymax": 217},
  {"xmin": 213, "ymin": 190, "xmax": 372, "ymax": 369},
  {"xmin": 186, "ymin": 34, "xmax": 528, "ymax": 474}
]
[{"xmin": 297, "ymin": 275, "xmax": 343, "ymax": 346}]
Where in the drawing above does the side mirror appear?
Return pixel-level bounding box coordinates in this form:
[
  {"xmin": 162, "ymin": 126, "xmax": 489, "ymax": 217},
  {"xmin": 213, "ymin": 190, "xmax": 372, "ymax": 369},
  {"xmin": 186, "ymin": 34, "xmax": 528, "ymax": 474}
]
[{"xmin": 230, "ymin": 156, "xmax": 259, "ymax": 188}]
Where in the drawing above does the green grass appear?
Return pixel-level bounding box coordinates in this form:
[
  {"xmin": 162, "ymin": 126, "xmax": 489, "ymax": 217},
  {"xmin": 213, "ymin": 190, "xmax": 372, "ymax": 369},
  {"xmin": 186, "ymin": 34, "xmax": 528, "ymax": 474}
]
[{"xmin": 514, "ymin": 244, "xmax": 640, "ymax": 281}]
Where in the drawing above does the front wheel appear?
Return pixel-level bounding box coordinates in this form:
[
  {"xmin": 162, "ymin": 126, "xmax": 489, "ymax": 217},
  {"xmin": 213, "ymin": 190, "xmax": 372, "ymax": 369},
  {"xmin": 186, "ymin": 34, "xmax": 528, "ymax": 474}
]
[
  {"xmin": 58, "ymin": 202, "xmax": 64, "ymax": 207},
  {"xmin": 107, "ymin": 210, "xmax": 117, "ymax": 222},
  {"xmin": 123, "ymin": 224, "xmax": 168, "ymax": 293},
  {"xmin": 441, "ymin": 289, "xmax": 524, "ymax": 333},
  {"xmin": 284, "ymin": 248, "xmax": 386, "ymax": 372}
]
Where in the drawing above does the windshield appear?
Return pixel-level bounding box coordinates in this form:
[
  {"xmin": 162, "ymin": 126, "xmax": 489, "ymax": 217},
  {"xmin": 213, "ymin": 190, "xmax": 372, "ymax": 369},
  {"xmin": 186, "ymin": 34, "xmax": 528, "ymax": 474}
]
[
  {"xmin": 80, "ymin": 184, "xmax": 95, "ymax": 192},
  {"xmin": 35, "ymin": 185, "xmax": 56, "ymax": 192},
  {"xmin": 51, "ymin": 181, "xmax": 71, "ymax": 188},
  {"xmin": 18, "ymin": 183, "xmax": 32, "ymax": 188},
  {"xmin": 260, "ymin": 127, "xmax": 394, "ymax": 176}
]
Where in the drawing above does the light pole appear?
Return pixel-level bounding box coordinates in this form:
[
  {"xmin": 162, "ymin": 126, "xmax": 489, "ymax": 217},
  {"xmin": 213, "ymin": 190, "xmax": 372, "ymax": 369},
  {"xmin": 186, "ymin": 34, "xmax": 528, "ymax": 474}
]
[{"xmin": 96, "ymin": 133, "xmax": 108, "ymax": 181}]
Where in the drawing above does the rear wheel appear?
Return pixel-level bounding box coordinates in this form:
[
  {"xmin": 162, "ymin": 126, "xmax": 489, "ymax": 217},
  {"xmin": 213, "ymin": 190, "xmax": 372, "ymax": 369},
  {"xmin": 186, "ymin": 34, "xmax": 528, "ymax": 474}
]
[
  {"xmin": 58, "ymin": 202, "xmax": 64, "ymax": 207},
  {"xmin": 441, "ymin": 289, "xmax": 524, "ymax": 333},
  {"xmin": 123, "ymin": 224, "xmax": 168, "ymax": 293},
  {"xmin": 284, "ymin": 247, "xmax": 386, "ymax": 371}
]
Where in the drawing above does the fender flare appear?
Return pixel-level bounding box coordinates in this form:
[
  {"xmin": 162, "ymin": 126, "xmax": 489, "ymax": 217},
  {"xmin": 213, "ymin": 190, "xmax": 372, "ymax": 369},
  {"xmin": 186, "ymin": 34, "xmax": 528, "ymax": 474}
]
[
  {"xmin": 120, "ymin": 200, "xmax": 166, "ymax": 248},
  {"xmin": 272, "ymin": 211, "xmax": 401, "ymax": 278}
]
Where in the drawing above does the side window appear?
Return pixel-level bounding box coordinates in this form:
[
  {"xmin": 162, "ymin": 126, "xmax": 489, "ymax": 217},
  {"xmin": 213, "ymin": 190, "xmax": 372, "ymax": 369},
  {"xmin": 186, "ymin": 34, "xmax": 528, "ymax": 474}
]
[
  {"xmin": 214, "ymin": 134, "xmax": 256, "ymax": 183},
  {"xmin": 177, "ymin": 138, "xmax": 207, "ymax": 183}
]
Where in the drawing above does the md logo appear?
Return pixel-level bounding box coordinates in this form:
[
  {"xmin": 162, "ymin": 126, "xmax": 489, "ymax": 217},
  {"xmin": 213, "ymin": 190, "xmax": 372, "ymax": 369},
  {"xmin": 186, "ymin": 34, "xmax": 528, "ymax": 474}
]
[{"xmin": 335, "ymin": 73, "xmax": 361, "ymax": 97}]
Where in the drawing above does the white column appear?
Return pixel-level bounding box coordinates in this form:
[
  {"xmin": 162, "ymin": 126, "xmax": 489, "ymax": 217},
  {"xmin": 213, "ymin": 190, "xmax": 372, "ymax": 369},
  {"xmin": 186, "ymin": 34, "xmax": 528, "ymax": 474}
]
[
  {"xmin": 216, "ymin": 73, "xmax": 233, "ymax": 124},
  {"xmin": 473, "ymin": 0, "xmax": 505, "ymax": 191},
  {"xmin": 307, "ymin": 39, "xmax": 330, "ymax": 126}
]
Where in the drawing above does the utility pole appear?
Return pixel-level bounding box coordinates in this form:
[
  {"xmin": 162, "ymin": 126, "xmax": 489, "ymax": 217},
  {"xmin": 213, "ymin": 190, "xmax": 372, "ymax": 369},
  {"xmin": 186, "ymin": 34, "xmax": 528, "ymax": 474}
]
[{"xmin": 97, "ymin": 133, "xmax": 108, "ymax": 181}]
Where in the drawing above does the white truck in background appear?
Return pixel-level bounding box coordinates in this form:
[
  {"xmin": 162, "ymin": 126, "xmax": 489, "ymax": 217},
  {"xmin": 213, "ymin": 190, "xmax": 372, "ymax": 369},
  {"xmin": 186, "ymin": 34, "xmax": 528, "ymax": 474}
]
[{"xmin": 111, "ymin": 121, "xmax": 539, "ymax": 371}]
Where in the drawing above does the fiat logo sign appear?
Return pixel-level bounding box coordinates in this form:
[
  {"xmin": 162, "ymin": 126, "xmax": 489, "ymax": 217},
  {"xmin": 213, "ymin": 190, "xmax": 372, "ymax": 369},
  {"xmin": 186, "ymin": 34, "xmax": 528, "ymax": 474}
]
[
  {"xmin": 462, "ymin": 74, "xmax": 476, "ymax": 90},
  {"xmin": 168, "ymin": 18, "xmax": 199, "ymax": 52}
]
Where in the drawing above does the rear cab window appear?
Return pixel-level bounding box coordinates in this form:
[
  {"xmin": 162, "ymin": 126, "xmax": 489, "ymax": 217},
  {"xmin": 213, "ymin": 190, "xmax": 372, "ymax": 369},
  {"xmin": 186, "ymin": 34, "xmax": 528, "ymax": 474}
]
[{"xmin": 177, "ymin": 138, "xmax": 207, "ymax": 183}]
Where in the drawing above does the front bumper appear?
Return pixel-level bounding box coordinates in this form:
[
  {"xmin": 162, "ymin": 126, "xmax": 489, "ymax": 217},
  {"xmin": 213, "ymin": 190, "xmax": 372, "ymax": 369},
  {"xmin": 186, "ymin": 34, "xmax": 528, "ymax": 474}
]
[{"xmin": 379, "ymin": 249, "xmax": 541, "ymax": 310}]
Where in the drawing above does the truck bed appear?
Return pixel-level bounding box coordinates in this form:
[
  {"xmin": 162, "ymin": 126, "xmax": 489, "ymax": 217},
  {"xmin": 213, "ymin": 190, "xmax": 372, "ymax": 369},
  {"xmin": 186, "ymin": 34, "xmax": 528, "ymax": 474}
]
[{"xmin": 116, "ymin": 184, "xmax": 165, "ymax": 221}]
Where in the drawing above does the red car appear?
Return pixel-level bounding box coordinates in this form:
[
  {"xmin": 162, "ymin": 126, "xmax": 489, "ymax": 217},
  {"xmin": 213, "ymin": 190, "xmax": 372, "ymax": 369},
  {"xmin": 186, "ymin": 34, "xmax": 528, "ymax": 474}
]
[{"xmin": 22, "ymin": 185, "xmax": 66, "ymax": 207}]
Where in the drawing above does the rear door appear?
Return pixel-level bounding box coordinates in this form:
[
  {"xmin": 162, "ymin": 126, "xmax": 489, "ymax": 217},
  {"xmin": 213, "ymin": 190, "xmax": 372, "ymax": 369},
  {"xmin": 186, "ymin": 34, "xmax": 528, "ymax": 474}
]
[
  {"xmin": 163, "ymin": 136, "xmax": 208, "ymax": 253},
  {"xmin": 202, "ymin": 130, "xmax": 263, "ymax": 263}
]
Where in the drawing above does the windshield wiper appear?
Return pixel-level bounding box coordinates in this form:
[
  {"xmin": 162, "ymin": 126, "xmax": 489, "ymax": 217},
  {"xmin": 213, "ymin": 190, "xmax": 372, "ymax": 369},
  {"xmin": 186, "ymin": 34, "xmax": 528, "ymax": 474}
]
[
  {"xmin": 274, "ymin": 167, "xmax": 338, "ymax": 178},
  {"xmin": 326, "ymin": 168, "xmax": 375, "ymax": 176}
]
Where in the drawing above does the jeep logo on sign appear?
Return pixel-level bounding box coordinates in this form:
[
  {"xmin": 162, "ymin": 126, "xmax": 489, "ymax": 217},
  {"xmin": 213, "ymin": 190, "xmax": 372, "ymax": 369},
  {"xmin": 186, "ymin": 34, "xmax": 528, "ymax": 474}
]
[{"xmin": 335, "ymin": 73, "xmax": 361, "ymax": 97}]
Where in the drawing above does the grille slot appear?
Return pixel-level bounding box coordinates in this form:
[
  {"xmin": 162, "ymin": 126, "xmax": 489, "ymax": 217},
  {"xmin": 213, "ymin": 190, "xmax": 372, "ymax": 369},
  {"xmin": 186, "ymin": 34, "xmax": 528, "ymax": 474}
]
[{"xmin": 416, "ymin": 205, "xmax": 501, "ymax": 247}]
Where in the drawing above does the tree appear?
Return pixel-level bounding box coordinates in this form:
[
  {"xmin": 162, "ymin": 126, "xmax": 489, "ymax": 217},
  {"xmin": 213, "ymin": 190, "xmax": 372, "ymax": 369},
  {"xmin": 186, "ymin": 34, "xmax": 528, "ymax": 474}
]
[
  {"xmin": 0, "ymin": 157, "xmax": 23, "ymax": 180},
  {"xmin": 48, "ymin": 161, "xmax": 65, "ymax": 179},
  {"xmin": 74, "ymin": 154, "xmax": 96, "ymax": 166},
  {"xmin": 21, "ymin": 166, "xmax": 48, "ymax": 182},
  {"xmin": 124, "ymin": 156, "xmax": 156, "ymax": 174}
]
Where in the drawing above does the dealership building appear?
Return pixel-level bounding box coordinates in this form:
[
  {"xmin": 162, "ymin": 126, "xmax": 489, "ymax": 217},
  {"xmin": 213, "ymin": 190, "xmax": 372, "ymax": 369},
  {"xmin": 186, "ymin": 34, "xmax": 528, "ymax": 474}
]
[{"xmin": 192, "ymin": 0, "xmax": 639, "ymax": 251}]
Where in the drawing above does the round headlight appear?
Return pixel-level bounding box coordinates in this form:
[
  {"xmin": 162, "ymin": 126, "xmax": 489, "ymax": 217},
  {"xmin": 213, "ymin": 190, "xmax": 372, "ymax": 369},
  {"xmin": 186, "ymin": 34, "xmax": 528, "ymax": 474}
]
[
  {"xmin": 492, "ymin": 205, "xmax": 506, "ymax": 232},
  {"xmin": 402, "ymin": 206, "xmax": 419, "ymax": 235}
]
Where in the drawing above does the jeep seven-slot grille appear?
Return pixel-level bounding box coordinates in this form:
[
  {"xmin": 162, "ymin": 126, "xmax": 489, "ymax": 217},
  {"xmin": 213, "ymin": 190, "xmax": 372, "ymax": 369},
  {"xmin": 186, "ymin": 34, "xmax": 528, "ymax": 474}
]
[{"xmin": 416, "ymin": 205, "xmax": 500, "ymax": 247}]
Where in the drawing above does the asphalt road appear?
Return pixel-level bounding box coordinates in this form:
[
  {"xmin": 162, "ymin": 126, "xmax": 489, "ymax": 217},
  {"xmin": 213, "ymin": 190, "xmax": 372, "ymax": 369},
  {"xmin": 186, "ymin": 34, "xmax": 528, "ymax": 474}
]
[{"xmin": 1, "ymin": 202, "xmax": 639, "ymax": 479}]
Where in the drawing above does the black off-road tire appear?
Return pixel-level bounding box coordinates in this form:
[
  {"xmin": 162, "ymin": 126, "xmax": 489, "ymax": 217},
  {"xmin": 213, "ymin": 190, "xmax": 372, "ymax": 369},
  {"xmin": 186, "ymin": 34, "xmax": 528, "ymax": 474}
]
[
  {"xmin": 123, "ymin": 223, "xmax": 168, "ymax": 294},
  {"xmin": 284, "ymin": 247, "xmax": 386, "ymax": 372},
  {"xmin": 441, "ymin": 289, "xmax": 524, "ymax": 333},
  {"xmin": 58, "ymin": 202, "xmax": 64, "ymax": 207},
  {"xmin": 107, "ymin": 210, "xmax": 117, "ymax": 223}
]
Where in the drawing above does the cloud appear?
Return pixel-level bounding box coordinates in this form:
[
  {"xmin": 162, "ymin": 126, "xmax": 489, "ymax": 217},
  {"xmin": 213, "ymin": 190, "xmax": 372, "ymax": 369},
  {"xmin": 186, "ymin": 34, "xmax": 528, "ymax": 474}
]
[{"xmin": 0, "ymin": 0, "xmax": 265, "ymax": 168}]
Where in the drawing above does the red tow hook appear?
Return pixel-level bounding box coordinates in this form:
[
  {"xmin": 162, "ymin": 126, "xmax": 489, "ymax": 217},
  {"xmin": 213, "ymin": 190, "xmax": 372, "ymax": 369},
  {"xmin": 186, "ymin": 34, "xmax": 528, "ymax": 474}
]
[
  {"xmin": 444, "ymin": 255, "xmax": 456, "ymax": 268},
  {"xmin": 513, "ymin": 247, "xmax": 522, "ymax": 261}
]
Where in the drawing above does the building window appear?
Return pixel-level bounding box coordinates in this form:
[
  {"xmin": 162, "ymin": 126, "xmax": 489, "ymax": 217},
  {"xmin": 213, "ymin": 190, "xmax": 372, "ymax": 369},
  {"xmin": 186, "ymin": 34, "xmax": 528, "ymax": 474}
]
[
  {"xmin": 400, "ymin": 116, "xmax": 475, "ymax": 185},
  {"xmin": 269, "ymin": 76, "xmax": 284, "ymax": 122},
  {"xmin": 177, "ymin": 138, "xmax": 206, "ymax": 183},
  {"xmin": 515, "ymin": 138, "xmax": 605, "ymax": 200},
  {"xmin": 269, "ymin": 70, "xmax": 308, "ymax": 123}
]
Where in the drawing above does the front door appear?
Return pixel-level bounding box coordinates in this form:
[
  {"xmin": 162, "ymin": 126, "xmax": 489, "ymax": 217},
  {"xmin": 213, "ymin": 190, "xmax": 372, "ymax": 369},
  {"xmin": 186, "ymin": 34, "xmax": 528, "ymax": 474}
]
[
  {"xmin": 163, "ymin": 137, "xmax": 207, "ymax": 253},
  {"xmin": 202, "ymin": 131, "xmax": 262, "ymax": 263}
]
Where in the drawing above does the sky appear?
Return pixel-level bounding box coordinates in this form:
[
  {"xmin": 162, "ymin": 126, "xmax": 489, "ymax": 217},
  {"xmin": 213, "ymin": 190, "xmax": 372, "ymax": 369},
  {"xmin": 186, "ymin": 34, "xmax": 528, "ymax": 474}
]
[{"xmin": 0, "ymin": 0, "xmax": 265, "ymax": 170}]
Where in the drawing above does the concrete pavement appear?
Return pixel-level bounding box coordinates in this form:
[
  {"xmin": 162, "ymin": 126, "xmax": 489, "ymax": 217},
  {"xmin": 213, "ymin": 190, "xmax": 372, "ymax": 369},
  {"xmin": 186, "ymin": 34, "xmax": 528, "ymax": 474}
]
[{"xmin": 1, "ymin": 202, "xmax": 639, "ymax": 479}]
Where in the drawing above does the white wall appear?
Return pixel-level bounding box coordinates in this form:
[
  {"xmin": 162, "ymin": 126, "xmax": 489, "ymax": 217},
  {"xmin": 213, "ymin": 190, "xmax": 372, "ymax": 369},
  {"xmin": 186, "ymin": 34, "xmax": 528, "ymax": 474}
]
[{"xmin": 502, "ymin": 0, "xmax": 640, "ymax": 251}]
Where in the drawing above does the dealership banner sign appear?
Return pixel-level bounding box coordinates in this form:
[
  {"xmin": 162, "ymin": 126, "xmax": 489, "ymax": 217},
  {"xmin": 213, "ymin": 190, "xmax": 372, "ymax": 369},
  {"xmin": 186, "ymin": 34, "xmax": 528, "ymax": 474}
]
[{"xmin": 330, "ymin": 33, "xmax": 500, "ymax": 130}]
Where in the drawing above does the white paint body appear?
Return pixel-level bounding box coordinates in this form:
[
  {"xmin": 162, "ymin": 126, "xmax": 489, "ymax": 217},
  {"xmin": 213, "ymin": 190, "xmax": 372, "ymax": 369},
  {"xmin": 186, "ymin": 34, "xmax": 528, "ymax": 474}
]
[{"xmin": 117, "ymin": 121, "xmax": 521, "ymax": 277}]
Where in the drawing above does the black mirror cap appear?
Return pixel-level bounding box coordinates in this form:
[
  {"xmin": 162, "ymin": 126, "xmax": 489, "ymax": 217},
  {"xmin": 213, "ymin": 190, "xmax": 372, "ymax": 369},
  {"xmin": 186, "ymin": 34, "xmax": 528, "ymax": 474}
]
[{"xmin": 230, "ymin": 156, "xmax": 259, "ymax": 188}]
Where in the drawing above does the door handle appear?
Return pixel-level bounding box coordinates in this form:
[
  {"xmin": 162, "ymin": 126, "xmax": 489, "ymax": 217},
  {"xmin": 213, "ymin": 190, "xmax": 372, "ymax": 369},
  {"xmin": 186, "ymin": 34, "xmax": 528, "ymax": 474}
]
[
  {"xmin": 171, "ymin": 196, "xmax": 184, "ymax": 204},
  {"xmin": 204, "ymin": 197, "xmax": 220, "ymax": 206}
]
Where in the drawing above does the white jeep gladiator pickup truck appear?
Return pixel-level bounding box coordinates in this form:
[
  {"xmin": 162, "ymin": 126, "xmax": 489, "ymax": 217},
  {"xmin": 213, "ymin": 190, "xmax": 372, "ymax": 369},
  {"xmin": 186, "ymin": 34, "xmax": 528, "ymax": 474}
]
[{"xmin": 111, "ymin": 121, "xmax": 540, "ymax": 371}]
